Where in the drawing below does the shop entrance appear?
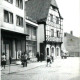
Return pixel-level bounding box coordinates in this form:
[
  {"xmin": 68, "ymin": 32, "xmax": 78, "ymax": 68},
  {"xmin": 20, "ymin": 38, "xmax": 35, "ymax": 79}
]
[{"xmin": 2, "ymin": 39, "xmax": 12, "ymax": 64}]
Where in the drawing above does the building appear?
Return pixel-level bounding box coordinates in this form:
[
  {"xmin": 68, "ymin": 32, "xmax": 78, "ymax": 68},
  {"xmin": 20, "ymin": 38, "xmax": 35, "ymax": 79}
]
[
  {"xmin": 25, "ymin": 17, "xmax": 38, "ymax": 60},
  {"xmin": 25, "ymin": 0, "xmax": 63, "ymax": 59},
  {"xmin": 0, "ymin": 0, "xmax": 27, "ymax": 64},
  {"xmin": 62, "ymin": 31, "xmax": 80, "ymax": 57}
]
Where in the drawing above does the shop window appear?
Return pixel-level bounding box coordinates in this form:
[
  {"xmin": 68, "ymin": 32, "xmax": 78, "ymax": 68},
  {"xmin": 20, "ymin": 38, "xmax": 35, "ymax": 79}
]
[
  {"xmin": 16, "ymin": 0, "xmax": 23, "ymax": 9},
  {"xmin": 16, "ymin": 15, "xmax": 23, "ymax": 27},
  {"xmin": 4, "ymin": 10, "xmax": 13, "ymax": 24}
]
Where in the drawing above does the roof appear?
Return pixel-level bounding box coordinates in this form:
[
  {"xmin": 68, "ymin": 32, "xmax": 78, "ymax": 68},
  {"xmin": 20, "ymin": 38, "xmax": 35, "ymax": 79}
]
[
  {"xmin": 25, "ymin": 0, "xmax": 62, "ymax": 22},
  {"xmin": 51, "ymin": 0, "xmax": 58, "ymax": 8}
]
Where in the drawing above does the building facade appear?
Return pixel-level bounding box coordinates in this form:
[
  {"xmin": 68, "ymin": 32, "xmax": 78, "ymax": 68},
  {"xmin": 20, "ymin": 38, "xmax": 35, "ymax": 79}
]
[
  {"xmin": 62, "ymin": 31, "xmax": 80, "ymax": 57},
  {"xmin": 0, "ymin": 0, "xmax": 27, "ymax": 64},
  {"xmin": 25, "ymin": 18, "xmax": 38, "ymax": 60},
  {"xmin": 25, "ymin": 0, "xmax": 63, "ymax": 59}
]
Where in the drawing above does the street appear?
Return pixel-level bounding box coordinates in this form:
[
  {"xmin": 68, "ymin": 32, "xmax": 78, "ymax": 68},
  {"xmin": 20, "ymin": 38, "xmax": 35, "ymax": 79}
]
[{"xmin": 1, "ymin": 57, "xmax": 80, "ymax": 80}]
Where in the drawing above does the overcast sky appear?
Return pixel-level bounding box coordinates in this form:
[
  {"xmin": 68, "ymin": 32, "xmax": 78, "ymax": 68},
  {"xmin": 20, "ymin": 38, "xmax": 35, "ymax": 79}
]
[{"xmin": 56, "ymin": 0, "xmax": 80, "ymax": 37}]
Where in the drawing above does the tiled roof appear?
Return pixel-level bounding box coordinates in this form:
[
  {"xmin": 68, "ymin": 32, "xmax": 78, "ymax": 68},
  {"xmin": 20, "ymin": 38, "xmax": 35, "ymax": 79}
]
[{"xmin": 25, "ymin": 0, "xmax": 62, "ymax": 22}]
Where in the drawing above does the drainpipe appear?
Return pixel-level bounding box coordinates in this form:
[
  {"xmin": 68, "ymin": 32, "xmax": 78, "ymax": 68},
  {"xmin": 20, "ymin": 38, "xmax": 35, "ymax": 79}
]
[
  {"xmin": 0, "ymin": 29, "xmax": 1, "ymax": 69},
  {"xmin": 44, "ymin": 22, "xmax": 46, "ymax": 60}
]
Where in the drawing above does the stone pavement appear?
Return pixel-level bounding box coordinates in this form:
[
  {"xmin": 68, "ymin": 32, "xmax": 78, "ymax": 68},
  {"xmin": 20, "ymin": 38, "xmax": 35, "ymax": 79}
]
[{"xmin": 1, "ymin": 61, "xmax": 46, "ymax": 75}]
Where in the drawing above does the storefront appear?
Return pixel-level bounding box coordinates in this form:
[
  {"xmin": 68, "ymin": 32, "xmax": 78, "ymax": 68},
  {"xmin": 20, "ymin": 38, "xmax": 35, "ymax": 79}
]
[{"xmin": 1, "ymin": 29, "xmax": 26, "ymax": 64}]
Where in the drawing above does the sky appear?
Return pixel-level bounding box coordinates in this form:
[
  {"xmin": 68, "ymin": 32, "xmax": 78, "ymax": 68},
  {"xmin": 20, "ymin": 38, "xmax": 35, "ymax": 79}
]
[{"xmin": 56, "ymin": 0, "xmax": 80, "ymax": 37}]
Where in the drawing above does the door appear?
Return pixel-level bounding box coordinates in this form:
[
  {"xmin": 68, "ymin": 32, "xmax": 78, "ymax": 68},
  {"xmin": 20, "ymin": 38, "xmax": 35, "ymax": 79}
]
[{"xmin": 6, "ymin": 44, "xmax": 10, "ymax": 64}]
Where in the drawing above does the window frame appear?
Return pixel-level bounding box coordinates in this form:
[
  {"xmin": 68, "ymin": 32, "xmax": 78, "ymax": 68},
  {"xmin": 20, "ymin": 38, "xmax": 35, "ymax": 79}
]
[
  {"xmin": 16, "ymin": 0, "xmax": 23, "ymax": 9},
  {"xmin": 50, "ymin": 14, "xmax": 53, "ymax": 22},
  {"xmin": 51, "ymin": 29, "xmax": 54, "ymax": 37},
  {"xmin": 16, "ymin": 15, "xmax": 23, "ymax": 27},
  {"xmin": 4, "ymin": 10, "xmax": 13, "ymax": 24}
]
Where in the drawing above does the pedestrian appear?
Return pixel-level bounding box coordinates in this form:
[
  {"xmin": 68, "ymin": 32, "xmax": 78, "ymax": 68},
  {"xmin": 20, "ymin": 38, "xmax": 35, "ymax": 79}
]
[
  {"xmin": 36, "ymin": 52, "xmax": 40, "ymax": 62},
  {"xmin": 1, "ymin": 53, "xmax": 6, "ymax": 69},
  {"xmin": 21, "ymin": 53, "xmax": 24, "ymax": 67},
  {"xmin": 46, "ymin": 55, "xmax": 51, "ymax": 67},
  {"xmin": 50, "ymin": 55, "xmax": 54, "ymax": 63},
  {"xmin": 24, "ymin": 52, "xmax": 28, "ymax": 67},
  {"xmin": 40, "ymin": 53, "xmax": 43, "ymax": 62}
]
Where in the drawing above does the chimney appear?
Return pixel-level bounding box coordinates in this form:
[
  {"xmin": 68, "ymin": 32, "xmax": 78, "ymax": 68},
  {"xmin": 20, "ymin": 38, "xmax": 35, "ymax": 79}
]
[{"xmin": 70, "ymin": 31, "xmax": 73, "ymax": 35}]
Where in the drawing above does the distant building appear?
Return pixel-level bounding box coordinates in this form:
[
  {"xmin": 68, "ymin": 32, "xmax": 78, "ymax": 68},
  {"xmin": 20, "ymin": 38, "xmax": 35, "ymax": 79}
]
[
  {"xmin": 62, "ymin": 31, "xmax": 80, "ymax": 57},
  {"xmin": 25, "ymin": 0, "xmax": 63, "ymax": 59}
]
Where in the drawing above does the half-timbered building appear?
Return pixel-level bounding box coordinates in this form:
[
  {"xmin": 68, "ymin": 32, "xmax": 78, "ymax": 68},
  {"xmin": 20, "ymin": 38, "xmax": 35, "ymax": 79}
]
[{"xmin": 25, "ymin": 0, "xmax": 63, "ymax": 59}]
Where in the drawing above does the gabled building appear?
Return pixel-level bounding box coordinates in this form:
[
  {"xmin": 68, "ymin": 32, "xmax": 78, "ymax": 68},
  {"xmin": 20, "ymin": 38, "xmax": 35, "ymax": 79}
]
[
  {"xmin": 25, "ymin": 0, "xmax": 63, "ymax": 58},
  {"xmin": 25, "ymin": 0, "xmax": 63, "ymax": 59},
  {"xmin": 62, "ymin": 31, "xmax": 80, "ymax": 57},
  {"xmin": 0, "ymin": 0, "xmax": 27, "ymax": 64}
]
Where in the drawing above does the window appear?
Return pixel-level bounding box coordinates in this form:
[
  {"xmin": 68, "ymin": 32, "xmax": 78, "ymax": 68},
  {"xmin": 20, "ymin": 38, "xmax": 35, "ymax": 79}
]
[
  {"xmin": 16, "ymin": 15, "xmax": 23, "ymax": 27},
  {"xmin": 5, "ymin": 0, "xmax": 13, "ymax": 4},
  {"xmin": 4, "ymin": 10, "xmax": 13, "ymax": 24},
  {"xmin": 16, "ymin": 0, "xmax": 23, "ymax": 9},
  {"xmin": 50, "ymin": 14, "xmax": 53, "ymax": 22},
  {"xmin": 51, "ymin": 29, "xmax": 54, "ymax": 37},
  {"xmin": 32, "ymin": 27, "xmax": 36, "ymax": 36},
  {"xmin": 57, "ymin": 30, "xmax": 60, "ymax": 37},
  {"xmin": 56, "ymin": 17, "xmax": 59, "ymax": 24},
  {"xmin": 47, "ymin": 48, "xmax": 49, "ymax": 55}
]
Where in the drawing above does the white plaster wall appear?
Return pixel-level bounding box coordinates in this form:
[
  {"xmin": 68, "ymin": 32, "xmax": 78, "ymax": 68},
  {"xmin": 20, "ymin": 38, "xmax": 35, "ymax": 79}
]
[
  {"xmin": 37, "ymin": 24, "xmax": 45, "ymax": 52},
  {"xmin": 0, "ymin": 0, "xmax": 25, "ymax": 33}
]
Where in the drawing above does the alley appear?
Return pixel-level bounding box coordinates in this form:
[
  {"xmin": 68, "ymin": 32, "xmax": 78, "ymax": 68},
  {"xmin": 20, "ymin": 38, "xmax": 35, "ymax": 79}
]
[{"xmin": 1, "ymin": 57, "xmax": 80, "ymax": 80}]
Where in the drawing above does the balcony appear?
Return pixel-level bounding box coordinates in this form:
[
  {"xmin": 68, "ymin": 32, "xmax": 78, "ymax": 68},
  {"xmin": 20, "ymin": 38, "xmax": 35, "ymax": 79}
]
[{"xmin": 46, "ymin": 36, "xmax": 63, "ymax": 43}]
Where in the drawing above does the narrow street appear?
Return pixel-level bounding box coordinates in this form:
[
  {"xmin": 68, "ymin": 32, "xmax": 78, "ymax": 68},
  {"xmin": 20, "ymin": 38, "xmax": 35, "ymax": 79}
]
[{"xmin": 1, "ymin": 57, "xmax": 80, "ymax": 80}]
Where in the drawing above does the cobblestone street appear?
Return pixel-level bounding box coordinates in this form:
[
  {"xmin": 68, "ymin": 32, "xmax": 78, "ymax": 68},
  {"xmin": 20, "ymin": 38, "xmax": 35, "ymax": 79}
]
[{"xmin": 1, "ymin": 57, "xmax": 80, "ymax": 80}]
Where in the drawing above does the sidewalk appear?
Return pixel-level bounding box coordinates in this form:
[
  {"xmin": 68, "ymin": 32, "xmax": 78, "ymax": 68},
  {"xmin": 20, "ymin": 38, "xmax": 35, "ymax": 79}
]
[
  {"xmin": 1, "ymin": 61, "xmax": 46, "ymax": 75},
  {"xmin": 1, "ymin": 58, "xmax": 62, "ymax": 75}
]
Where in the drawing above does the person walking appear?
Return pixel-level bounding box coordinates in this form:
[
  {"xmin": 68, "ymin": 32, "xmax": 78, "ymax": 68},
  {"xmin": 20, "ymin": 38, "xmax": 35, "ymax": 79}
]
[
  {"xmin": 46, "ymin": 55, "xmax": 51, "ymax": 67},
  {"xmin": 21, "ymin": 53, "xmax": 25, "ymax": 67},
  {"xmin": 1, "ymin": 53, "xmax": 6, "ymax": 69},
  {"xmin": 50, "ymin": 55, "xmax": 54, "ymax": 63},
  {"xmin": 24, "ymin": 52, "xmax": 28, "ymax": 67},
  {"xmin": 36, "ymin": 52, "xmax": 40, "ymax": 62}
]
